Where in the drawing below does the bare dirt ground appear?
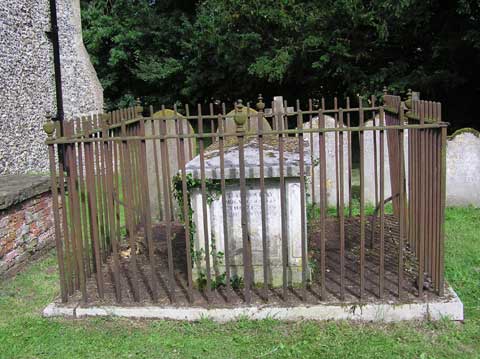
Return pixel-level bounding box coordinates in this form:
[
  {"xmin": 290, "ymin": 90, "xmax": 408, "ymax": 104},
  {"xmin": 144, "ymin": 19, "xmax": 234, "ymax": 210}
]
[{"xmin": 73, "ymin": 215, "xmax": 439, "ymax": 307}]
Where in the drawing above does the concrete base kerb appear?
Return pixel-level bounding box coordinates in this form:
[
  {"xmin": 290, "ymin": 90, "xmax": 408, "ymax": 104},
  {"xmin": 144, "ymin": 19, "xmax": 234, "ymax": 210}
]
[{"xmin": 43, "ymin": 286, "xmax": 463, "ymax": 323}]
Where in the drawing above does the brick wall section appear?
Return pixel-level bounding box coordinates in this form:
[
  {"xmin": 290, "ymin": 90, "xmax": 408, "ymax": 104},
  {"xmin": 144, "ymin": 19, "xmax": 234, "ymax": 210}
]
[{"xmin": 0, "ymin": 176, "xmax": 55, "ymax": 277}]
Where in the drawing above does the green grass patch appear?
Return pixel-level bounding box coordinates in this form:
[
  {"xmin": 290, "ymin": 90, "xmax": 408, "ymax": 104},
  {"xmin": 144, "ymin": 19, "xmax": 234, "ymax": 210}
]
[{"xmin": 0, "ymin": 207, "xmax": 479, "ymax": 358}]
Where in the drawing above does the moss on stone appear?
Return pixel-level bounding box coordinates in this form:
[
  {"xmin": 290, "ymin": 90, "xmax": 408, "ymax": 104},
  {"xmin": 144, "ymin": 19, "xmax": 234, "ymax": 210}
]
[
  {"xmin": 447, "ymin": 127, "xmax": 480, "ymax": 140},
  {"xmin": 152, "ymin": 109, "xmax": 184, "ymax": 120},
  {"xmin": 205, "ymin": 135, "xmax": 304, "ymax": 157}
]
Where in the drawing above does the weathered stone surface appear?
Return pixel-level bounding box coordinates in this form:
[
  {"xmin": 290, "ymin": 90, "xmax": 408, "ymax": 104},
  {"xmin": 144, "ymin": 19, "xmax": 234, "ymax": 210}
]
[
  {"xmin": 190, "ymin": 179, "xmax": 306, "ymax": 286},
  {"xmin": 0, "ymin": 175, "xmax": 50, "ymax": 210},
  {"xmin": 44, "ymin": 285, "xmax": 463, "ymax": 322},
  {"xmin": 43, "ymin": 302, "xmax": 76, "ymax": 318},
  {"xmin": 446, "ymin": 130, "xmax": 480, "ymax": 207},
  {"xmin": 363, "ymin": 118, "xmax": 409, "ymax": 204},
  {"xmin": 186, "ymin": 136, "xmax": 311, "ymax": 179},
  {"xmin": 0, "ymin": 0, "xmax": 103, "ymax": 175},
  {"xmin": 303, "ymin": 115, "xmax": 350, "ymax": 207},
  {"xmin": 186, "ymin": 138, "xmax": 310, "ymax": 286},
  {"xmin": 145, "ymin": 111, "xmax": 196, "ymax": 221},
  {"xmin": 186, "ymin": 137, "xmax": 311, "ymax": 179}
]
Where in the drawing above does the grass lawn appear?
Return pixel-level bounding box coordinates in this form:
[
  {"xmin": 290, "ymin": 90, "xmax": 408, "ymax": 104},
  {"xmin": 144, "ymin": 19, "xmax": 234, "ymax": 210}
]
[{"xmin": 0, "ymin": 207, "xmax": 479, "ymax": 358}]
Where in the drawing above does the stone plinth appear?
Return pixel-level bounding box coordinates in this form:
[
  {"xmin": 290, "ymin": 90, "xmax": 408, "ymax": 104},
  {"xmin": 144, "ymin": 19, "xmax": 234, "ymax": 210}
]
[{"xmin": 185, "ymin": 137, "xmax": 310, "ymax": 286}]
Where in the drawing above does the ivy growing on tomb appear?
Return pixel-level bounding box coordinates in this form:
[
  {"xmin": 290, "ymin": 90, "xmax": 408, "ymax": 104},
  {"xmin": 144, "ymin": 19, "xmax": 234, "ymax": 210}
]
[{"xmin": 172, "ymin": 173, "xmax": 243, "ymax": 289}]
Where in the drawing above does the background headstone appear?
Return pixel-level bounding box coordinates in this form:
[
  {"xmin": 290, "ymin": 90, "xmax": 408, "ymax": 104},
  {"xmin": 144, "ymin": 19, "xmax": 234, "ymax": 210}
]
[
  {"xmin": 145, "ymin": 109, "xmax": 197, "ymax": 221},
  {"xmin": 271, "ymin": 96, "xmax": 290, "ymax": 130},
  {"xmin": 365, "ymin": 122, "xmax": 480, "ymax": 208},
  {"xmin": 446, "ymin": 129, "xmax": 480, "ymax": 207},
  {"xmin": 364, "ymin": 117, "xmax": 409, "ymax": 205},
  {"xmin": 303, "ymin": 115, "xmax": 350, "ymax": 207}
]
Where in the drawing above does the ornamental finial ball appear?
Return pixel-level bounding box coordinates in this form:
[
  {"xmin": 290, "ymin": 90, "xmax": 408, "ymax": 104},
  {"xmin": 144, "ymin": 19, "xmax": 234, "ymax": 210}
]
[
  {"xmin": 102, "ymin": 113, "xmax": 110, "ymax": 126},
  {"xmin": 234, "ymin": 99, "xmax": 247, "ymax": 129},
  {"xmin": 82, "ymin": 116, "xmax": 90, "ymax": 130},
  {"xmin": 405, "ymin": 89, "xmax": 413, "ymax": 109},
  {"xmin": 383, "ymin": 86, "xmax": 388, "ymax": 95},
  {"xmin": 256, "ymin": 94, "xmax": 265, "ymax": 111},
  {"xmin": 135, "ymin": 98, "xmax": 143, "ymax": 117},
  {"xmin": 43, "ymin": 112, "xmax": 55, "ymax": 137}
]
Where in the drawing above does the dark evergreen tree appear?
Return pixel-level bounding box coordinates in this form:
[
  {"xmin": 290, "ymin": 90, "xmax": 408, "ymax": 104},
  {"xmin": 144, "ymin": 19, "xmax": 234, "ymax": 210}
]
[{"xmin": 81, "ymin": 0, "xmax": 480, "ymax": 130}]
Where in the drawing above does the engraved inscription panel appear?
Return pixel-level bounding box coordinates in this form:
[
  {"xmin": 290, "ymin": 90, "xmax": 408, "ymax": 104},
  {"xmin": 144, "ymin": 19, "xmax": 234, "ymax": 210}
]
[{"xmin": 210, "ymin": 182, "xmax": 283, "ymax": 266}]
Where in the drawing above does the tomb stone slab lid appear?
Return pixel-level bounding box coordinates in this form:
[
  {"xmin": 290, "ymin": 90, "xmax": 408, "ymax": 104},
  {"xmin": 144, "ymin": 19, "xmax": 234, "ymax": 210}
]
[{"xmin": 185, "ymin": 137, "xmax": 311, "ymax": 180}]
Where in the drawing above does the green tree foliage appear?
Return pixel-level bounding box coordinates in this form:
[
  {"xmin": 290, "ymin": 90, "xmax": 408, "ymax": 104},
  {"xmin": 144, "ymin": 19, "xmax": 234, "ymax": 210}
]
[
  {"xmin": 81, "ymin": 0, "xmax": 480, "ymax": 129},
  {"xmin": 80, "ymin": 0, "xmax": 195, "ymax": 108}
]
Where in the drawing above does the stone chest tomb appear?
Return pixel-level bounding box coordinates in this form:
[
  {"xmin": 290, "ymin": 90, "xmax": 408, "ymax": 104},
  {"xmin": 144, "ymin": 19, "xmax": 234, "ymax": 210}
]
[{"xmin": 185, "ymin": 136, "xmax": 311, "ymax": 286}]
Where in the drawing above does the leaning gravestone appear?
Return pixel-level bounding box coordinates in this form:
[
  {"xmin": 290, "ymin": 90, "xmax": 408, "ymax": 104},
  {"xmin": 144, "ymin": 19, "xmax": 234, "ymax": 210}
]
[
  {"xmin": 303, "ymin": 115, "xmax": 350, "ymax": 207},
  {"xmin": 364, "ymin": 118, "xmax": 409, "ymax": 205},
  {"xmin": 446, "ymin": 129, "xmax": 480, "ymax": 207},
  {"xmin": 185, "ymin": 136, "xmax": 311, "ymax": 286},
  {"xmin": 145, "ymin": 109, "xmax": 197, "ymax": 221}
]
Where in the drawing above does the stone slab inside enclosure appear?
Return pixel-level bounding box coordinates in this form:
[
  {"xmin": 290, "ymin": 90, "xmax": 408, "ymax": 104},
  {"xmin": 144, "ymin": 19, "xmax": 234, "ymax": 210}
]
[
  {"xmin": 145, "ymin": 111, "xmax": 196, "ymax": 221},
  {"xmin": 185, "ymin": 137, "xmax": 310, "ymax": 286},
  {"xmin": 185, "ymin": 137, "xmax": 311, "ymax": 179},
  {"xmin": 446, "ymin": 129, "xmax": 480, "ymax": 207},
  {"xmin": 303, "ymin": 115, "xmax": 350, "ymax": 207},
  {"xmin": 0, "ymin": 0, "xmax": 103, "ymax": 175},
  {"xmin": 364, "ymin": 118, "xmax": 409, "ymax": 205}
]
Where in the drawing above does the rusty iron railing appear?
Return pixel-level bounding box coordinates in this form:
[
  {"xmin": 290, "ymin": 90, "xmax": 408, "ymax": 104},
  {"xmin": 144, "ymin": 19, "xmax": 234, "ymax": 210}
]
[{"xmin": 45, "ymin": 91, "xmax": 447, "ymax": 305}]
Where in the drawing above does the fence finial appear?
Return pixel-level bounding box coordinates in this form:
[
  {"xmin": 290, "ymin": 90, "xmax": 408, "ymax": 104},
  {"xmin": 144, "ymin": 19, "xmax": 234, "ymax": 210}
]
[
  {"xmin": 256, "ymin": 94, "xmax": 265, "ymax": 111},
  {"xmin": 135, "ymin": 98, "xmax": 143, "ymax": 117},
  {"xmin": 383, "ymin": 86, "xmax": 388, "ymax": 96},
  {"xmin": 101, "ymin": 113, "xmax": 110, "ymax": 127},
  {"xmin": 43, "ymin": 112, "xmax": 55, "ymax": 138},
  {"xmin": 234, "ymin": 99, "xmax": 247, "ymax": 131},
  {"xmin": 82, "ymin": 116, "xmax": 90, "ymax": 135},
  {"xmin": 405, "ymin": 89, "xmax": 413, "ymax": 109}
]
